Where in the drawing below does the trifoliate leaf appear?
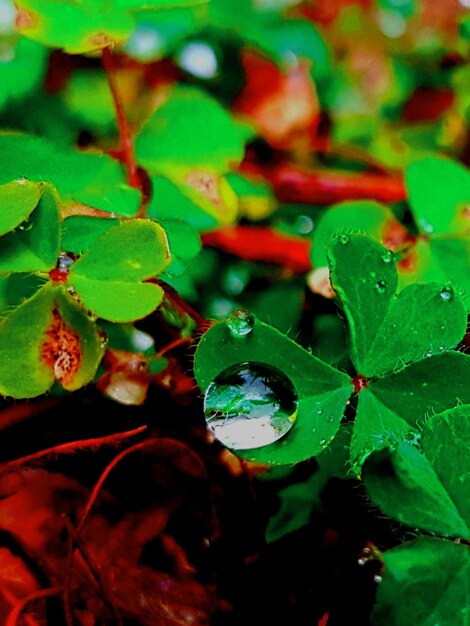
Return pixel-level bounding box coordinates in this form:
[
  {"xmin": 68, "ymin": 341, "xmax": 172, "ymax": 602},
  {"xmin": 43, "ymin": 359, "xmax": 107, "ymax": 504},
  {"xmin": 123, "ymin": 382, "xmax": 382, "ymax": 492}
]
[
  {"xmin": 69, "ymin": 220, "xmax": 170, "ymax": 322},
  {"xmin": 328, "ymin": 234, "xmax": 467, "ymax": 377}
]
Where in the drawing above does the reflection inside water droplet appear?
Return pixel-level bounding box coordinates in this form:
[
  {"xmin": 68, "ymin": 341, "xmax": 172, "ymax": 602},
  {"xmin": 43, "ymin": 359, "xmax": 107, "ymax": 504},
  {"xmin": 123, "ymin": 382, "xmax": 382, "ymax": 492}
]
[
  {"xmin": 439, "ymin": 285, "xmax": 454, "ymax": 301},
  {"xmin": 17, "ymin": 217, "xmax": 33, "ymax": 232},
  {"xmin": 375, "ymin": 280, "xmax": 387, "ymax": 294},
  {"xmin": 204, "ymin": 362, "xmax": 298, "ymax": 450},
  {"xmin": 227, "ymin": 309, "xmax": 255, "ymax": 337}
]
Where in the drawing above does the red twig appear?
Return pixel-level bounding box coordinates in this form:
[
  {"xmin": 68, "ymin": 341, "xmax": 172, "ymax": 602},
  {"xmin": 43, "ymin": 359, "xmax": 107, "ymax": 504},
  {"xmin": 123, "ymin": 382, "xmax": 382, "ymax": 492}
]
[
  {"xmin": 242, "ymin": 162, "xmax": 406, "ymax": 204},
  {"xmin": 0, "ymin": 426, "xmax": 147, "ymax": 472},
  {"xmin": 6, "ymin": 586, "xmax": 62, "ymax": 626},
  {"xmin": 102, "ymin": 46, "xmax": 140, "ymax": 190}
]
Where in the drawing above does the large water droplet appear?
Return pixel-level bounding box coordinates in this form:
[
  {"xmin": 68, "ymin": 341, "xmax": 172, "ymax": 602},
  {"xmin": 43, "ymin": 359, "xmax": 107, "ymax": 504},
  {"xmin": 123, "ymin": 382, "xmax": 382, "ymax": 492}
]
[
  {"xmin": 227, "ymin": 309, "xmax": 254, "ymax": 337},
  {"xmin": 204, "ymin": 362, "xmax": 298, "ymax": 450},
  {"xmin": 374, "ymin": 280, "xmax": 387, "ymax": 294},
  {"xmin": 439, "ymin": 285, "xmax": 454, "ymax": 301}
]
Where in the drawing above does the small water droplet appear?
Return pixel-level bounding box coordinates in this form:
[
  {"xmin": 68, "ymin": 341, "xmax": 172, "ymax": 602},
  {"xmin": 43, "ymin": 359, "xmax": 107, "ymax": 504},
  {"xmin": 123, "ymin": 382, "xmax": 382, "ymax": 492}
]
[
  {"xmin": 17, "ymin": 217, "xmax": 33, "ymax": 231},
  {"xmin": 374, "ymin": 280, "xmax": 387, "ymax": 294},
  {"xmin": 204, "ymin": 362, "xmax": 298, "ymax": 450},
  {"xmin": 374, "ymin": 575, "xmax": 382, "ymax": 584},
  {"xmin": 316, "ymin": 408, "xmax": 323, "ymax": 415},
  {"xmin": 327, "ymin": 416, "xmax": 334, "ymax": 423},
  {"xmin": 320, "ymin": 438, "xmax": 327, "ymax": 446},
  {"xmin": 227, "ymin": 309, "xmax": 254, "ymax": 337},
  {"xmin": 382, "ymin": 249, "xmax": 394, "ymax": 264},
  {"xmin": 58, "ymin": 253, "xmax": 75, "ymax": 270},
  {"xmin": 421, "ymin": 220, "xmax": 434, "ymax": 234},
  {"xmin": 439, "ymin": 285, "xmax": 454, "ymax": 301},
  {"xmin": 438, "ymin": 345, "xmax": 446, "ymax": 352},
  {"xmin": 338, "ymin": 234, "xmax": 349, "ymax": 245}
]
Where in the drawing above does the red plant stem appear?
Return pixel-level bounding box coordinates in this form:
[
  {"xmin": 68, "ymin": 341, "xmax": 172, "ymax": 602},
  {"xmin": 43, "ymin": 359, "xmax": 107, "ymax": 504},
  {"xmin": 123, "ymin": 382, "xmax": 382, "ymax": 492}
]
[
  {"xmin": 6, "ymin": 586, "xmax": 62, "ymax": 626},
  {"xmin": 156, "ymin": 280, "xmax": 210, "ymax": 332},
  {"xmin": 318, "ymin": 611, "xmax": 330, "ymax": 626},
  {"xmin": 102, "ymin": 46, "xmax": 140, "ymax": 190},
  {"xmin": 77, "ymin": 440, "xmax": 154, "ymax": 536},
  {"xmin": 243, "ymin": 162, "xmax": 406, "ymax": 204},
  {"xmin": 0, "ymin": 426, "xmax": 147, "ymax": 472},
  {"xmin": 157, "ymin": 336, "xmax": 193, "ymax": 357}
]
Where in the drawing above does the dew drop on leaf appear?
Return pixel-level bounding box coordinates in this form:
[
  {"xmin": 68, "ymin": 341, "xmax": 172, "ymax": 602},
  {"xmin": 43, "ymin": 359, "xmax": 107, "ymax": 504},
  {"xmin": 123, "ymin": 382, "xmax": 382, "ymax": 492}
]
[
  {"xmin": 374, "ymin": 280, "xmax": 387, "ymax": 294},
  {"xmin": 227, "ymin": 309, "xmax": 255, "ymax": 337},
  {"xmin": 439, "ymin": 285, "xmax": 454, "ymax": 301},
  {"xmin": 17, "ymin": 217, "xmax": 33, "ymax": 231},
  {"xmin": 381, "ymin": 249, "xmax": 394, "ymax": 264},
  {"xmin": 203, "ymin": 362, "xmax": 298, "ymax": 450},
  {"xmin": 338, "ymin": 234, "xmax": 349, "ymax": 245}
]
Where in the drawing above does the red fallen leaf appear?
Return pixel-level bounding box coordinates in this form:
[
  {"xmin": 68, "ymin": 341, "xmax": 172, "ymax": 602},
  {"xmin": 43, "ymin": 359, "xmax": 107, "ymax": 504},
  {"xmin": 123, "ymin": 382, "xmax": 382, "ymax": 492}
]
[
  {"xmin": 233, "ymin": 51, "xmax": 320, "ymax": 149},
  {"xmin": 248, "ymin": 163, "xmax": 407, "ymax": 205},
  {"xmin": 403, "ymin": 87, "xmax": 455, "ymax": 123},
  {"xmin": 97, "ymin": 349, "xmax": 151, "ymax": 406},
  {"xmin": 0, "ymin": 547, "xmax": 41, "ymax": 624},
  {"xmin": 41, "ymin": 308, "xmax": 82, "ymax": 387},
  {"xmin": 202, "ymin": 226, "xmax": 311, "ymax": 274},
  {"xmin": 86, "ymin": 510, "xmax": 229, "ymax": 626},
  {"xmin": 0, "ymin": 469, "xmax": 86, "ymax": 565}
]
